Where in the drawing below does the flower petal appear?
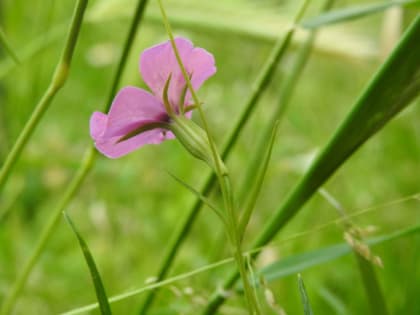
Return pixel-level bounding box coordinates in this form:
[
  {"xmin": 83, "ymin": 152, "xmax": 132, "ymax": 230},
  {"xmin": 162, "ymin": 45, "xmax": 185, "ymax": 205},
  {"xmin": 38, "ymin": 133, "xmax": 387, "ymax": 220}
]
[
  {"xmin": 90, "ymin": 111, "xmax": 107, "ymax": 139},
  {"xmin": 104, "ymin": 86, "xmax": 167, "ymax": 138},
  {"xmin": 140, "ymin": 37, "xmax": 216, "ymax": 109},
  {"xmin": 94, "ymin": 129, "xmax": 171, "ymax": 159}
]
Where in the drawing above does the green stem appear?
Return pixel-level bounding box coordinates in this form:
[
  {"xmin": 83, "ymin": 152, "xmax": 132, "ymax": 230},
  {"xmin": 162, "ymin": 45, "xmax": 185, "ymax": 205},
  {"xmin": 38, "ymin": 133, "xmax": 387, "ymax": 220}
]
[
  {"xmin": 0, "ymin": 0, "xmax": 88, "ymax": 195},
  {"xmin": 158, "ymin": 1, "xmax": 260, "ymax": 312},
  {"xmin": 0, "ymin": 1, "xmax": 150, "ymax": 313},
  {"xmin": 221, "ymin": 174, "xmax": 260, "ymax": 314},
  {"xmin": 139, "ymin": 1, "xmax": 301, "ymax": 312},
  {"xmin": 157, "ymin": 0, "xmax": 225, "ymax": 180}
]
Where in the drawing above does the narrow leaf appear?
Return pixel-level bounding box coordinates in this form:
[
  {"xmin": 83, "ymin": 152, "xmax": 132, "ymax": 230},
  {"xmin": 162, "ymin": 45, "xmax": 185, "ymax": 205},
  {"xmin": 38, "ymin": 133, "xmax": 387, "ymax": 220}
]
[
  {"xmin": 238, "ymin": 121, "xmax": 280, "ymax": 240},
  {"xmin": 167, "ymin": 172, "xmax": 227, "ymax": 226},
  {"xmin": 298, "ymin": 274, "xmax": 314, "ymax": 315},
  {"xmin": 302, "ymin": 0, "xmax": 419, "ymax": 29},
  {"xmin": 250, "ymin": 223, "xmax": 420, "ymax": 286},
  {"xmin": 64, "ymin": 212, "xmax": 113, "ymax": 315},
  {"xmin": 0, "ymin": 27, "xmax": 20, "ymax": 64}
]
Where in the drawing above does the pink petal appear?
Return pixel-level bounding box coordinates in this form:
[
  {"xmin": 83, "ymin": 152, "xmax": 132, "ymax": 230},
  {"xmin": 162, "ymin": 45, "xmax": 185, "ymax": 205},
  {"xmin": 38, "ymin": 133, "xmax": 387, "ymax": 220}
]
[
  {"xmin": 104, "ymin": 86, "xmax": 167, "ymax": 138},
  {"xmin": 93, "ymin": 129, "xmax": 172, "ymax": 159},
  {"xmin": 140, "ymin": 37, "xmax": 216, "ymax": 109},
  {"xmin": 185, "ymin": 47, "xmax": 217, "ymax": 102},
  {"xmin": 90, "ymin": 111, "xmax": 107, "ymax": 139}
]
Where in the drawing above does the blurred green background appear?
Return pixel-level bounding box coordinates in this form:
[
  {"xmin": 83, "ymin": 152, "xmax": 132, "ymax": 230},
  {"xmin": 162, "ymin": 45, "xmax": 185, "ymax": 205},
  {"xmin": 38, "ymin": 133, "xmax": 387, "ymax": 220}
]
[{"xmin": 0, "ymin": 0, "xmax": 419, "ymax": 314}]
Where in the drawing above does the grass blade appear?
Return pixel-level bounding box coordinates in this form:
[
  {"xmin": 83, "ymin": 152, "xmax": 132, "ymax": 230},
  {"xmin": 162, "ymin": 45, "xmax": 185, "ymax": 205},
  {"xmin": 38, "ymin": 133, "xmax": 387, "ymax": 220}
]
[
  {"xmin": 0, "ymin": 27, "xmax": 20, "ymax": 64},
  {"xmin": 298, "ymin": 274, "xmax": 314, "ymax": 315},
  {"xmin": 202, "ymin": 15, "xmax": 420, "ymax": 314},
  {"xmin": 64, "ymin": 213, "xmax": 112, "ymax": 315},
  {"xmin": 250, "ymin": 223, "xmax": 420, "ymax": 285},
  {"xmin": 167, "ymin": 172, "xmax": 227, "ymax": 226},
  {"xmin": 238, "ymin": 121, "xmax": 280, "ymax": 240},
  {"xmin": 302, "ymin": 0, "xmax": 418, "ymax": 29}
]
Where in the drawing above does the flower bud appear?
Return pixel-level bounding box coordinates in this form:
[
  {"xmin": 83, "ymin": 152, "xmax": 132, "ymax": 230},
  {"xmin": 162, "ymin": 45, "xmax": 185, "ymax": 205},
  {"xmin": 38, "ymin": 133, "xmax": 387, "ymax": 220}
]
[{"xmin": 170, "ymin": 116, "xmax": 227, "ymax": 174}]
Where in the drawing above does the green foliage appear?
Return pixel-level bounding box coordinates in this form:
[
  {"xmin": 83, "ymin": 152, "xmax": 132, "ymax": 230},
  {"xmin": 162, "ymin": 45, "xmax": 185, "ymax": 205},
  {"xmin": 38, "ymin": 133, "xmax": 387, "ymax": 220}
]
[
  {"xmin": 302, "ymin": 0, "xmax": 419, "ymax": 29},
  {"xmin": 202, "ymin": 13, "xmax": 420, "ymax": 314},
  {"xmin": 64, "ymin": 212, "xmax": 113, "ymax": 315},
  {"xmin": 255, "ymin": 224, "xmax": 420, "ymax": 285},
  {"xmin": 0, "ymin": 27, "xmax": 20, "ymax": 64},
  {"xmin": 298, "ymin": 274, "xmax": 314, "ymax": 315},
  {"xmin": 0, "ymin": 0, "xmax": 419, "ymax": 314}
]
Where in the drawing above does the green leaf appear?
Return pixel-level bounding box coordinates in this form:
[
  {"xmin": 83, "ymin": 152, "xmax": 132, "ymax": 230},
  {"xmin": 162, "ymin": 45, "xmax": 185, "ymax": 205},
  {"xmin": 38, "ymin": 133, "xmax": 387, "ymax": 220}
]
[
  {"xmin": 298, "ymin": 274, "xmax": 314, "ymax": 315},
  {"xmin": 238, "ymin": 121, "xmax": 280, "ymax": 240},
  {"xmin": 302, "ymin": 0, "xmax": 419, "ymax": 29},
  {"xmin": 64, "ymin": 213, "xmax": 113, "ymax": 315},
  {"xmin": 252, "ymin": 223, "xmax": 420, "ymax": 286},
  {"xmin": 167, "ymin": 172, "xmax": 227, "ymax": 226}
]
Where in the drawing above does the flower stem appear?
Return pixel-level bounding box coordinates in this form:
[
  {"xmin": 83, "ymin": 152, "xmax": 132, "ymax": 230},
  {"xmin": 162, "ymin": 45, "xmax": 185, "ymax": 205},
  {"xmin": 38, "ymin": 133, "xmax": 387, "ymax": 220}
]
[
  {"xmin": 0, "ymin": 0, "xmax": 88, "ymax": 195},
  {"xmin": 158, "ymin": 1, "xmax": 262, "ymax": 312},
  {"xmin": 139, "ymin": 0, "xmax": 303, "ymax": 311}
]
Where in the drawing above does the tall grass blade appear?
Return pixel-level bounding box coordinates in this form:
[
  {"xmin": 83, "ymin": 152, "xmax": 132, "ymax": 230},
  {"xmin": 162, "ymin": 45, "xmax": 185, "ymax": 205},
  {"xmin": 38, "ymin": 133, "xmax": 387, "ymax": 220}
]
[
  {"xmin": 0, "ymin": 27, "xmax": 20, "ymax": 64},
  {"xmin": 202, "ymin": 15, "xmax": 420, "ymax": 314},
  {"xmin": 64, "ymin": 213, "xmax": 113, "ymax": 315},
  {"xmin": 302, "ymin": 0, "xmax": 418, "ymax": 29},
  {"xmin": 238, "ymin": 121, "xmax": 280, "ymax": 241},
  {"xmin": 258, "ymin": 223, "xmax": 420, "ymax": 283},
  {"xmin": 298, "ymin": 274, "xmax": 314, "ymax": 315}
]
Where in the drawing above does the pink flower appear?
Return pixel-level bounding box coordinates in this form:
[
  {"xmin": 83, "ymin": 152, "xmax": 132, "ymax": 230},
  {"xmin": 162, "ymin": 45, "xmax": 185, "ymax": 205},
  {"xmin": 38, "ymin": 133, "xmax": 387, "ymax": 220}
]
[{"xmin": 90, "ymin": 37, "xmax": 216, "ymax": 158}]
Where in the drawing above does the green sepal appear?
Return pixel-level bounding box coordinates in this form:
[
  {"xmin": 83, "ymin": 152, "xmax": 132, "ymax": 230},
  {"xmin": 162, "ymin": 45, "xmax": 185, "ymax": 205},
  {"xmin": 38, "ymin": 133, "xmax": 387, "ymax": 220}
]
[{"xmin": 170, "ymin": 116, "xmax": 227, "ymax": 174}]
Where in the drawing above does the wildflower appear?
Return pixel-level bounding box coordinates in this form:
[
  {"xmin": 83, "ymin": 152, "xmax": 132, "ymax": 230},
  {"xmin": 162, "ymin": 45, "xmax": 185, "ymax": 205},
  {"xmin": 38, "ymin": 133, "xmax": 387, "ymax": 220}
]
[{"xmin": 90, "ymin": 37, "xmax": 216, "ymax": 158}]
